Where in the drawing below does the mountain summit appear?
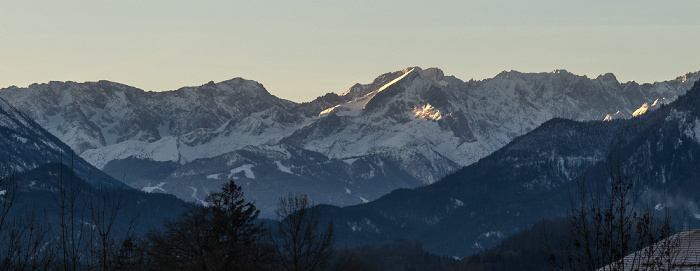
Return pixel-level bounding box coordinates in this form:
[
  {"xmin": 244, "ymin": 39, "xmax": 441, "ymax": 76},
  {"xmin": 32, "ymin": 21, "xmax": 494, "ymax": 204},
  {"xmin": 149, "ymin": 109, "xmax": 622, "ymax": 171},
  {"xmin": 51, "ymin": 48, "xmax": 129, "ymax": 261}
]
[{"xmin": 2, "ymin": 68, "xmax": 698, "ymax": 216}]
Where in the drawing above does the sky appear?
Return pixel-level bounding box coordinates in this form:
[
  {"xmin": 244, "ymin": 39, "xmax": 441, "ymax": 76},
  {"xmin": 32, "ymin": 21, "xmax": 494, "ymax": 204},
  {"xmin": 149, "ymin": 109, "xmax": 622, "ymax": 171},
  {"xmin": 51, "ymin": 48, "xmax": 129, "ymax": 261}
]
[{"xmin": 1, "ymin": 0, "xmax": 699, "ymax": 102}]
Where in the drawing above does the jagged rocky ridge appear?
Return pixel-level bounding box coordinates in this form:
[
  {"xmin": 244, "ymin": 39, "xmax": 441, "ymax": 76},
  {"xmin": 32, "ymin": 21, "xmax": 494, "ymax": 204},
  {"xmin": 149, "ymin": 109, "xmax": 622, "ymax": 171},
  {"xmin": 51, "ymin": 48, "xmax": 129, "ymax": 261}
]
[
  {"xmin": 1, "ymin": 68, "xmax": 698, "ymax": 216},
  {"xmin": 318, "ymin": 79, "xmax": 700, "ymax": 257}
]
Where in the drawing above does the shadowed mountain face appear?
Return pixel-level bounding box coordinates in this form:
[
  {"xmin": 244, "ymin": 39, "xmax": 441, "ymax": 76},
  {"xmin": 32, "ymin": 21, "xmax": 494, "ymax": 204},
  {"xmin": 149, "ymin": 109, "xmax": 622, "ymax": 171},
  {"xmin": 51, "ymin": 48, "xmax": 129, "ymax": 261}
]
[
  {"xmin": 319, "ymin": 79, "xmax": 700, "ymax": 257},
  {"xmin": 0, "ymin": 96, "xmax": 119, "ymax": 187},
  {"xmin": 0, "ymin": 97, "xmax": 187, "ymax": 235},
  {"xmin": 1, "ymin": 68, "xmax": 698, "ymax": 216},
  {"xmin": 10, "ymin": 163, "xmax": 186, "ymax": 235}
]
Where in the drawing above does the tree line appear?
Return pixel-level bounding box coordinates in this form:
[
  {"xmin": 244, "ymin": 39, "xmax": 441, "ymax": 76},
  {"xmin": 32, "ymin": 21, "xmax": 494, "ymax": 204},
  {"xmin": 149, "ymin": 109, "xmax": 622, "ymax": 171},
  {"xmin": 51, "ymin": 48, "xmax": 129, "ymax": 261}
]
[
  {"xmin": 463, "ymin": 157, "xmax": 686, "ymax": 271},
  {"xmin": 2, "ymin": 155, "xmax": 686, "ymax": 270},
  {"xmin": 0, "ymin": 159, "xmax": 334, "ymax": 271}
]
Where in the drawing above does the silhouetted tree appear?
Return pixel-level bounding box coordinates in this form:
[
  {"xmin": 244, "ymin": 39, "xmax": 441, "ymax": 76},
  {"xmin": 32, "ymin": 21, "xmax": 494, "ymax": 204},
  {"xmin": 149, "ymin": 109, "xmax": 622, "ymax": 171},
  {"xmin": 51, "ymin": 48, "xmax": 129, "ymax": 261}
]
[
  {"xmin": 550, "ymin": 158, "xmax": 677, "ymax": 271},
  {"xmin": 0, "ymin": 160, "xmax": 55, "ymax": 270},
  {"xmin": 274, "ymin": 193, "xmax": 334, "ymax": 271},
  {"xmin": 0, "ymin": 153, "xmax": 145, "ymax": 270},
  {"xmin": 147, "ymin": 180, "xmax": 273, "ymax": 270},
  {"xmin": 88, "ymin": 181, "xmax": 142, "ymax": 271}
]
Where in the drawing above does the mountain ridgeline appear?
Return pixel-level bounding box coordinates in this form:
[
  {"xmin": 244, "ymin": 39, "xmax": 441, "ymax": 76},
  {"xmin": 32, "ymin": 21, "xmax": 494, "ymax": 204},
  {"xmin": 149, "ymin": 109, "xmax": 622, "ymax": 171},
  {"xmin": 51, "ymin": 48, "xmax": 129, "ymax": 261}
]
[
  {"xmin": 318, "ymin": 79, "xmax": 700, "ymax": 257},
  {"xmin": 1, "ymin": 68, "xmax": 698, "ymax": 216}
]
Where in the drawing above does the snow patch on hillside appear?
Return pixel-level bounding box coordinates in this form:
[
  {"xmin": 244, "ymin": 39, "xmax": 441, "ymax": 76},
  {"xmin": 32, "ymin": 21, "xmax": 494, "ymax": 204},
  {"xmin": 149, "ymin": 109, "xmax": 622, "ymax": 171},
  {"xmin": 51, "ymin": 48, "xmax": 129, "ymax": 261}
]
[
  {"xmin": 480, "ymin": 231, "xmax": 504, "ymax": 239},
  {"xmin": 190, "ymin": 187, "xmax": 207, "ymax": 205},
  {"xmin": 142, "ymin": 182, "xmax": 167, "ymax": 193},
  {"xmin": 633, "ymin": 98, "xmax": 666, "ymax": 118},
  {"xmin": 683, "ymin": 119, "xmax": 700, "ymax": 143},
  {"xmin": 604, "ymin": 111, "xmax": 625, "ymax": 121},
  {"xmin": 343, "ymin": 158, "xmax": 357, "ymax": 164},
  {"xmin": 275, "ymin": 161, "xmax": 293, "ymax": 174},
  {"xmin": 206, "ymin": 174, "xmax": 221, "ymax": 180},
  {"xmin": 347, "ymin": 218, "xmax": 380, "ymax": 232},
  {"xmin": 229, "ymin": 164, "xmax": 255, "ymax": 179},
  {"xmin": 633, "ymin": 102, "xmax": 650, "ymax": 117},
  {"xmin": 13, "ymin": 134, "xmax": 28, "ymax": 143},
  {"xmin": 318, "ymin": 98, "xmax": 365, "ymax": 117},
  {"xmin": 81, "ymin": 136, "xmax": 180, "ymax": 169},
  {"xmin": 451, "ymin": 198, "xmax": 464, "ymax": 207},
  {"xmin": 413, "ymin": 104, "xmax": 444, "ymax": 121}
]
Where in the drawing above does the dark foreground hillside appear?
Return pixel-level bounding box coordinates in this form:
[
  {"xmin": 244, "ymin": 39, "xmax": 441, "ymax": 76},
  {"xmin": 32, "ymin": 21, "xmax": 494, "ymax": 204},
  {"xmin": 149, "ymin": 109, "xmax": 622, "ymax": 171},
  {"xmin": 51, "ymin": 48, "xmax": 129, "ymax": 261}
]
[
  {"xmin": 320, "ymin": 79, "xmax": 700, "ymax": 257},
  {"xmin": 9, "ymin": 163, "xmax": 186, "ymax": 235}
]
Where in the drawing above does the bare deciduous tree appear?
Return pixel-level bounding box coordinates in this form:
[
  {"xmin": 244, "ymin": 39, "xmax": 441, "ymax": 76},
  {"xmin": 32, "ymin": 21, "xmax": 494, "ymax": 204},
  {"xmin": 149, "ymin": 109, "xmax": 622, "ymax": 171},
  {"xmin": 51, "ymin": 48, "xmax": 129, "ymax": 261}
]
[
  {"xmin": 0, "ymin": 153, "xmax": 144, "ymax": 270},
  {"xmin": 274, "ymin": 193, "xmax": 334, "ymax": 271},
  {"xmin": 89, "ymin": 181, "xmax": 142, "ymax": 271},
  {"xmin": 0, "ymin": 160, "xmax": 55, "ymax": 270},
  {"xmin": 48, "ymin": 154, "xmax": 143, "ymax": 270},
  {"xmin": 0, "ymin": 159, "xmax": 17, "ymax": 238},
  {"xmin": 51, "ymin": 155, "xmax": 94, "ymax": 270},
  {"xmin": 550, "ymin": 158, "xmax": 678, "ymax": 271}
]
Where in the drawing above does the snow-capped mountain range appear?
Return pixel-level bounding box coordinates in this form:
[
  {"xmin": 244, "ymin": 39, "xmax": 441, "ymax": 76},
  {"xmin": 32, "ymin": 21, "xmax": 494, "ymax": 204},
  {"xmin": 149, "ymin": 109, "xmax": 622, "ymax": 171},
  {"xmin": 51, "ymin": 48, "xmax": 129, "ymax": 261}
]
[
  {"xmin": 1, "ymin": 67, "xmax": 698, "ymax": 216},
  {"xmin": 322, "ymin": 79, "xmax": 700, "ymax": 257}
]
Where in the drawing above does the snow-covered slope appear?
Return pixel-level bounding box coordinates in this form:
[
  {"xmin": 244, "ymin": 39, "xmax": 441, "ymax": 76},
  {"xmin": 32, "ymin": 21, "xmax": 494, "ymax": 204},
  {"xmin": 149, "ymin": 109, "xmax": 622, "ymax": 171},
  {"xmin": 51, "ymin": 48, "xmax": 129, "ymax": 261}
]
[
  {"xmin": 284, "ymin": 68, "xmax": 699, "ymax": 184},
  {"xmin": 2, "ymin": 68, "xmax": 698, "ymax": 216}
]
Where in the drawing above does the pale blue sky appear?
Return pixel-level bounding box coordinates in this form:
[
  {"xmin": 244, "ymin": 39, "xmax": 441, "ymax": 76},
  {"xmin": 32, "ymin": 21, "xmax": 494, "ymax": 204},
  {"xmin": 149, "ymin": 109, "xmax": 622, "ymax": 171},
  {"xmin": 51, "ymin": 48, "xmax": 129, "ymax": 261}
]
[{"xmin": 1, "ymin": 0, "xmax": 699, "ymax": 102}]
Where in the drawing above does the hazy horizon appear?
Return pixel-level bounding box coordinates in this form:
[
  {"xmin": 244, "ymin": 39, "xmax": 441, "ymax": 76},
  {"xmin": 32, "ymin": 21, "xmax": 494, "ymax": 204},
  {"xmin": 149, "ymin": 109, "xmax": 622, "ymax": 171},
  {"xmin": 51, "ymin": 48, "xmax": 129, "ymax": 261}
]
[
  {"xmin": 4, "ymin": 67, "xmax": 699, "ymax": 104},
  {"xmin": 2, "ymin": 0, "xmax": 699, "ymax": 102}
]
